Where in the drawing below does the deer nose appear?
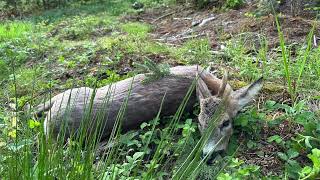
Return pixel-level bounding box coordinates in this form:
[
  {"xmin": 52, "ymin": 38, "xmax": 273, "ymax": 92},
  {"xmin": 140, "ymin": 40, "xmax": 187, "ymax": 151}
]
[{"xmin": 201, "ymin": 150, "xmax": 224, "ymax": 165}]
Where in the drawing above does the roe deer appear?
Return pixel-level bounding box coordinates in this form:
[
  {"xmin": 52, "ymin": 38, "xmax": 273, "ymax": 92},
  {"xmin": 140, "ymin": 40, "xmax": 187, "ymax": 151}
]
[
  {"xmin": 197, "ymin": 70, "xmax": 263, "ymax": 162},
  {"xmin": 36, "ymin": 65, "xmax": 263, "ymax": 163}
]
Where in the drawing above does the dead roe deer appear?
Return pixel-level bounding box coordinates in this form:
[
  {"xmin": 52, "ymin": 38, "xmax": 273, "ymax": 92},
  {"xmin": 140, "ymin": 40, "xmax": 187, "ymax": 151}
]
[{"xmin": 36, "ymin": 65, "xmax": 263, "ymax": 162}]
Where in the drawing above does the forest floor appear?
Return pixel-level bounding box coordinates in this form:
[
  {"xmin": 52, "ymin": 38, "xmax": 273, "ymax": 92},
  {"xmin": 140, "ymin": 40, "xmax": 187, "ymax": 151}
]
[
  {"xmin": 130, "ymin": 3, "xmax": 320, "ymax": 176},
  {"xmin": 0, "ymin": 1, "xmax": 320, "ymax": 179}
]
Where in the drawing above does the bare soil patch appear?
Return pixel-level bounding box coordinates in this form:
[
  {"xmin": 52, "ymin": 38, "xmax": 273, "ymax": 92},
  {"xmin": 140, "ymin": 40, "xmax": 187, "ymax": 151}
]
[{"xmin": 129, "ymin": 4, "xmax": 319, "ymax": 49}]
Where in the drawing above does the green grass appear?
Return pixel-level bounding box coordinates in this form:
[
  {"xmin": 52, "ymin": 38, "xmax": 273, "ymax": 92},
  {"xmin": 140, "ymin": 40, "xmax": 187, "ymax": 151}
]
[
  {"xmin": 0, "ymin": 21, "xmax": 33, "ymax": 41},
  {"xmin": 28, "ymin": 0, "xmax": 136, "ymax": 23},
  {"xmin": 48, "ymin": 14, "xmax": 118, "ymax": 40},
  {"xmin": 1, "ymin": 0, "xmax": 320, "ymax": 179},
  {"xmin": 175, "ymin": 38, "xmax": 213, "ymax": 65},
  {"xmin": 121, "ymin": 22, "xmax": 151, "ymax": 38}
]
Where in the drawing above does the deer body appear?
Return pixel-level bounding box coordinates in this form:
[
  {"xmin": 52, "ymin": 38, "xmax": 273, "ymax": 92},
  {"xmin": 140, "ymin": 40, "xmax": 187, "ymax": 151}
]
[
  {"xmin": 37, "ymin": 65, "xmax": 263, "ymax": 161},
  {"xmin": 39, "ymin": 66, "xmax": 204, "ymax": 140}
]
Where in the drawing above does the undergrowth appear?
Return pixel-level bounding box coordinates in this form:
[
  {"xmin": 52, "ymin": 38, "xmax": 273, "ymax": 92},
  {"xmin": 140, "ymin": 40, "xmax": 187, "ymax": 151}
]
[{"xmin": 0, "ymin": 0, "xmax": 319, "ymax": 179}]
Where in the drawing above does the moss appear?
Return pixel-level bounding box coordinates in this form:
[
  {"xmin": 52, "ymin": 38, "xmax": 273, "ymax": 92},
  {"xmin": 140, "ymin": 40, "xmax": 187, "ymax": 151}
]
[
  {"xmin": 229, "ymin": 80, "xmax": 249, "ymax": 89},
  {"xmin": 230, "ymin": 80, "xmax": 284, "ymax": 94},
  {"xmin": 262, "ymin": 82, "xmax": 284, "ymax": 94}
]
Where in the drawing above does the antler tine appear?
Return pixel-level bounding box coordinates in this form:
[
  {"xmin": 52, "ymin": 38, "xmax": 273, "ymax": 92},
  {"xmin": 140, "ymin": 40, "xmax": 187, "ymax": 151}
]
[{"xmin": 217, "ymin": 70, "xmax": 228, "ymax": 97}]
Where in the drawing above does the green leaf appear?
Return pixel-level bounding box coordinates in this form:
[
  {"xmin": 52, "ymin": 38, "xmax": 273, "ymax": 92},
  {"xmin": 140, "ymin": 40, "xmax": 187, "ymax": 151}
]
[
  {"xmin": 246, "ymin": 140, "xmax": 256, "ymax": 149},
  {"xmin": 265, "ymin": 100, "xmax": 276, "ymax": 110},
  {"xmin": 305, "ymin": 136, "xmax": 313, "ymax": 148},
  {"xmin": 293, "ymin": 101, "xmax": 306, "ymax": 112},
  {"xmin": 277, "ymin": 152, "xmax": 288, "ymax": 161},
  {"xmin": 267, "ymin": 135, "xmax": 282, "ymax": 144},
  {"xmin": 316, "ymin": 123, "xmax": 320, "ymax": 132},
  {"xmin": 286, "ymin": 160, "xmax": 301, "ymax": 179},
  {"xmin": 229, "ymin": 158, "xmax": 244, "ymax": 168},
  {"xmin": 28, "ymin": 119, "xmax": 41, "ymax": 129},
  {"xmin": 234, "ymin": 115, "xmax": 248, "ymax": 127},
  {"xmin": 133, "ymin": 152, "xmax": 144, "ymax": 160},
  {"xmin": 308, "ymin": 148, "xmax": 320, "ymax": 170},
  {"xmin": 299, "ymin": 166, "xmax": 312, "ymax": 177},
  {"xmin": 287, "ymin": 149, "xmax": 299, "ymax": 159},
  {"xmin": 7, "ymin": 139, "xmax": 32, "ymax": 152},
  {"xmin": 126, "ymin": 156, "xmax": 133, "ymax": 164},
  {"xmin": 217, "ymin": 173, "xmax": 232, "ymax": 180},
  {"xmin": 0, "ymin": 123, "xmax": 6, "ymax": 128},
  {"xmin": 140, "ymin": 122, "xmax": 149, "ymax": 129}
]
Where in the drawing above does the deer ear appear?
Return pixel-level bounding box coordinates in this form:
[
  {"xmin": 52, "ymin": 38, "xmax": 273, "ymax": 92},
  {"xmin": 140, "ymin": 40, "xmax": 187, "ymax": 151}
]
[
  {"xmin": 233, "ymin": 77, "xmax": 263, "ymax": 110},
  {"xmin": 196, "ymin": 66, "xmax": 213, "ymax": 99},
  {"xmin": 197, "ymin": 76, "xmax": 212, "ymax": 99}
]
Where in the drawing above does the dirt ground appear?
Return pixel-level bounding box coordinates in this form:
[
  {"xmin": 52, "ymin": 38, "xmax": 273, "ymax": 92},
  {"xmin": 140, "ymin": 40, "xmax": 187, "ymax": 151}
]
[
  {"xmin": 125, "ymin": 2, "xmax": 320, "ymax": 104},
  {"xmin": 126, "ymin": 1, "xmax": 320, "ymax": 103},
  {"xmin": 128, "ymin": 2, "xmax": 319, "ymax": 49}
]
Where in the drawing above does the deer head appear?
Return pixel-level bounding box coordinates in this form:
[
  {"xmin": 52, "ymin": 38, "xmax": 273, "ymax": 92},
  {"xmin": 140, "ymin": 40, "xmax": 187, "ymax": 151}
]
[{"xmin": 197, "ymin": 70, "xmax": 263, "ymax": 163}]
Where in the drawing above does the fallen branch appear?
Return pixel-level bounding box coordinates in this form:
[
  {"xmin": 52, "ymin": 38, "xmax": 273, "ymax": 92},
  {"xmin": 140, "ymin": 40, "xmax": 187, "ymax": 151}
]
[
  {"xmin": 167, "ymin": 32, "xmax": 206, "ymax": 41},
  {"xmin": 173, "ymin": 17, "xmax": 192, "ymax": 20},
  {"xmin": 152, "ymin": 11, "xmax": 175, "ymax": 23},
  {"xmin": 199, "ymin": 16, "xmax": 215, "ymax": 27},
  {"xmin": 192, "ymin": 16, "xmax": 215, "ymax": 27}
]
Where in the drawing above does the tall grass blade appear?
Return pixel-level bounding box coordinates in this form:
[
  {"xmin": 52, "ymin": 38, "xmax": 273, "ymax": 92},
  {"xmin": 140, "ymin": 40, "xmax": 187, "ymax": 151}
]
[
  {"xmin": 296, "ymin": 24, "xmax": 315, "ymax": 92},
  {"xmin": 274, "ymin": 14, "xmax": 294, "ymax": 100},
  {"xmin": 173, "ymin": 97, "xmax": 227, "ymax": 180}
]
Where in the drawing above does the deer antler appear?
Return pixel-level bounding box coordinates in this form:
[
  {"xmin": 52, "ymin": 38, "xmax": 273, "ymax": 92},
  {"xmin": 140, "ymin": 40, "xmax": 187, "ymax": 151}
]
[
  {"xmin": 218, "ymin": 70, "xmax": 228, "ymax": 97},
  {"xmin": 197, "ymin": 67, "xmax": 230, "ymax": 97}
]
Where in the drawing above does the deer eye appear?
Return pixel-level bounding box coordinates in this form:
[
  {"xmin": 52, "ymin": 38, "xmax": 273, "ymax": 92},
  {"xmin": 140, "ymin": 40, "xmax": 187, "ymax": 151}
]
[{"xmin": 221, "ymin": 120, "xmax": 230, "ymax": 128}]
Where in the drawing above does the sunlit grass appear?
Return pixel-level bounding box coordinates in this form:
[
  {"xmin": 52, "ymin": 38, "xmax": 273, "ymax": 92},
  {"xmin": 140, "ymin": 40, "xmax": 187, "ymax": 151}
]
[
  {"xmin": 121, "ymin": 22, "xmax": 151, "ymax": 38},
  {"xmin": 0, "ymin": 21, "xmax": 33, "ymax": 41},
  {"xmin": 1, "ymin": 0, "xmax": 320, "ymax": 179},
  {"xmin": 175, "ymin": 38, "xmax": 213, "ymax": 64}
]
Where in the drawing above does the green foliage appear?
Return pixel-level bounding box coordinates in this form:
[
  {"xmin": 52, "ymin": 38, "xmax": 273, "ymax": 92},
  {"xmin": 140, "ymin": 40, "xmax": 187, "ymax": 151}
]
[
  {"xmin": 96, "ymin": 114, "xmax": 199, "ymax": 179},
  {"xmin": 217, "ymin": 158, "xmax": 261, "ymax": 179},
  {"xmin": 234, "ymin": 107, "xmax": 264, "ymax": 136},
  {"xmin": 192, "ymin": 0, "xmax": 243, "ymax": 9},
  {"xmin": 277, "ymin": 148, "xmax": 302, "ymax": 179},
  {"xmin": 0, "ymin": 21, "xmax": 32, "ymax": 41},
  {"xmin": 135, "ymin": 59, "xmax": 171, "ymax": 84},
  {"xmin": 7, "ymin": 67, "xmax": 47, "ymax": 97},
  {"xmin": 225, "ymin": 0, "xmax": 243, "ymax": 9},
  {"xmin": 0, "ymin": 59, "xmax": 9, "ymax": 80},
  {"xmin": 231, "ymin": 99, "xmax": 320, "ymax": 179},
  {"xmin": 176, "ymin": 38, "xmax": 212, "ymax": 65},
  {"xmin": 220, "ymin": 33, "xmax": 266, "ymax": 80},
  {"xmin": 298, "ymin": 148, "xmax": 320, "ymax": 179},
  {"xmin": 1, "ymin": 0, "xmax": 131, "ymax": 15},
  {"xmin": 50, "ymin": 15, "xmax": 117, "ymax": 40},
  {"xmin": 121, "ymin": 22, "xmax": 151, "ymax": 38},
  {"xmin": 254, "ymin": 0, "xmax": 280, "ymax": 17},
  {"xmin": 1, "ymin": 0, "xmax": 320, "ymax": 179},
  {"xmin": 84, "ymin": 69, "xmax": 127, "ymax": 88},
  {"xmin": 267, "ymin": 135, "xmax": 283, "ymax": 144}
]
